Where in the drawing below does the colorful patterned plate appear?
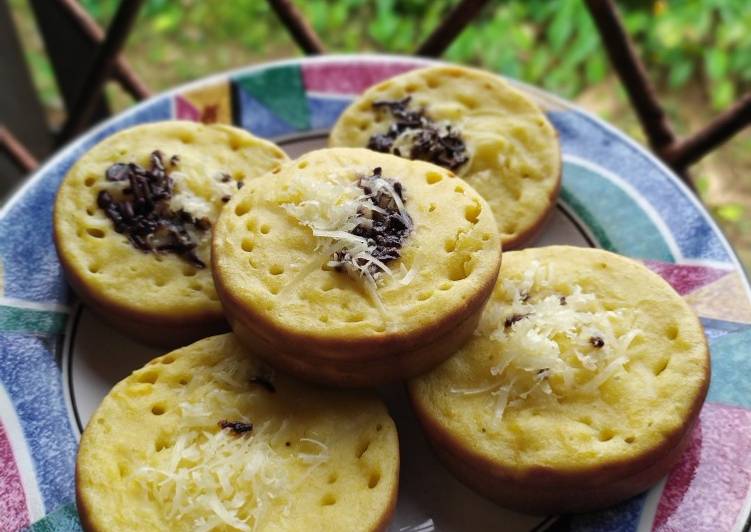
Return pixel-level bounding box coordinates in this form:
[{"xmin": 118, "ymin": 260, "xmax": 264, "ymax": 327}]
[{"xmin": 1, "ymin": 56, "xmax": 749, "ymax": 532}]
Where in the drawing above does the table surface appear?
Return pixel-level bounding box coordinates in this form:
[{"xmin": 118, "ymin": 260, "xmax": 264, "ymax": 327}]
[{"xmin": 0, "ymin": 55, "xmax": 750, "ymax": 532}]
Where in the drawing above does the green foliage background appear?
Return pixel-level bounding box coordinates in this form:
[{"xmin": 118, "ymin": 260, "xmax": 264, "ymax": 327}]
[{"xmin": 71, "ymin": 0, "xmax": 750, "ymax": 110}]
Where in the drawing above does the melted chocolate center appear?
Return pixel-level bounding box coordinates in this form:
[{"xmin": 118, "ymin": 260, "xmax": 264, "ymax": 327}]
[
  {"xmin": 367, "ymin": 97, "xmax": 469, "ymax": 171},
  {"xmin": 98, "ymin": 151, "xmax": 210, "ymax": 268}
]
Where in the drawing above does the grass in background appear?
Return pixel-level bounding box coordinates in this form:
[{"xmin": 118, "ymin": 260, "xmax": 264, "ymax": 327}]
[{"xmin": 9, "ymin": 0, "xmax": 751, "ymax": 266}]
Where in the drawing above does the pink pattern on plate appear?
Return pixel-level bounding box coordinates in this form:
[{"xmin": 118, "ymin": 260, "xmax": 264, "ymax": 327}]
[
  {"xmin": 652, "ymin": 403, "xmax": 751, "ymax": 531},
  {"xmin": 174, "ymin": 95, "xmax": 200, "ymax": 121},
  {"xmin": 302, "ymin": 61, "xmax": 422, "ymax": 94},
  {"xmin": 0, "ymin": 423, "xmax": 30, "ymax": 531},
  {"xmin": 643, "ymin": 260, "xmax": 731, "ymax": 295}
]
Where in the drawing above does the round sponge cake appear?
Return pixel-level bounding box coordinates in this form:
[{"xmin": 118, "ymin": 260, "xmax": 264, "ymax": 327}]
[
  {"xmin": 76, "ymin": 334, "xmax": 399, "ymax": 531},
  {"xmin": 408, "ymin": 246, "xmax": 709, "ymax": 513},
  {"xmin": 54, "ymin": 121, "xmax": 288, "ymax": 347},
  {"xmin": 329, "ymin": 65, "xmax": 561, "ymax": 248},
  {"xmin": 212, "ymin": 147, "xmax": 502, "ymax": 386}
]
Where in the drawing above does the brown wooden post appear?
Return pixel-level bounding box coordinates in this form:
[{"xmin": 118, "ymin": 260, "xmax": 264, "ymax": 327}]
[
  {"xmin": 0, "ymin": 0, "xmax": 52, "ymax": 197},
  {"xmin": 58, "ymin": 0, "xmax": 146, "ymax": 142},
  {"xmin": 584, "ymin": 0, "xmax": 676, "ymax": 156},
  {"xmin": 29, "ymin": 0, "xmax": 112, "ymax": 127},
  {"xmin": 416, "ymin": 0, "xmax": 491, "ymax": 57},
  {"xmin": 266, "ymin": 0, "xmax": 325, "ymax": 55},
  {"xmin": 664, "ymin": 93, "xmax": 751, "ymax": 170},
  {"xmin": 0, "ymin": 127, "xmax": 40, "ymax": 174},
  {"xmin": 54, "ymin": 0, "xmax": 150, "ymax": 101}
]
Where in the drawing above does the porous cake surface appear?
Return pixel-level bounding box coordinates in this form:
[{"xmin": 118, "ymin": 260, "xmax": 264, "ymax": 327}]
[
  {"xmin": 212, "ymin": 147, "xmax": 501, "ymax": 346},
  {"xmin": 54, "ymin": 121, "xmax": 287, "ymax": 320},
  {"xmin": 76, "ymin": 334, "xmax": 399, "ymax": 531},
  {"xmin": 329, "ymin": 65, "xmax": 561, "ymax": 247},
  {"xmin": 409, "ymin": 246, "xmax": 709, "ymax": 475}
]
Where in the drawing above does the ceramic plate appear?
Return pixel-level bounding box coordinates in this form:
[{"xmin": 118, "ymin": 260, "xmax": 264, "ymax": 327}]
[{"xmin": 1, "ymin": 55, "xmax": 750, "ymax": 532}]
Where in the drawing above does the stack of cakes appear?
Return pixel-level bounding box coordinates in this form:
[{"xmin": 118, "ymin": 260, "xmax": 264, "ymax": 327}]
[{"xmin": 54, "ymin": 65, "xmax": 709, "ymax": 531}]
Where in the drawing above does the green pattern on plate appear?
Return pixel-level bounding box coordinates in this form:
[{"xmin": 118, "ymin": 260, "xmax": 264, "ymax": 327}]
[
  {"xmin": 233, "ymin": 64, "xmax": 310, "ymax": 130},
  {"xmin": 559, "ymin": 188, "xmax": 613, "ymax": 250},
  {"xmin": 562, "ymin": 161, "xmax": 676, "ymax": 262},
  {"xmin": 29, "ymin": 504, "xmax": 81, "ymax": 532},
  {"xmin": 0, "ymin": 306, "xmax": 67, "ymax": 335}
]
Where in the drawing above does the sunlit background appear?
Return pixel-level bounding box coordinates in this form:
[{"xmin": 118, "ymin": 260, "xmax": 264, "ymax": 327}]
[{"xmin": 8, "ymin": 0, "xmax": 751, "ymax": 267}]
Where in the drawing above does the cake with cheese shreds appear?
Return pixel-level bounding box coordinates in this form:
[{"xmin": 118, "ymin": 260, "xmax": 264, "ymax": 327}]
[
  {"xmin": 212, "ymin": 147, "xmax": 502, "ymax": 387},
  {"xmin": 408, "ymin": 246, "xmax": 710, "ymax": 514},
  {"xmin": 76, "ymin": 334, "xmax": 399, "ymax": 532},
  {"xmin": 53, "ymin": 121, "xmax": 288, "ymax": 347},
  {"xmin": 329, "ymin": 65, "xmax": 561, "ymax": 248}
]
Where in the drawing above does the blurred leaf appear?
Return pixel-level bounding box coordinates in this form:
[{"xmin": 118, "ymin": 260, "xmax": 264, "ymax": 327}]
[
  {"xmin": 368, "ymin": 0, "xmax": 399, "ymax": 47},
  {"xmin": 527, "ymin": 48, "xmax": 551, "ymax": 82},
  {"xmin": 566, "ymin": 25, "xmax": 598, "ymax": 66},
  {"xmin": 711, "ymin": 79, "xmax": 735, "ymax": 110},
  {"xmin": 716, "ymin": 204, "xmax": 745, "ymax": 222},
  {"xmin": 548, "ymin": 0, "xmax": 575, "ymax": 52},
  {"xmin": 624, "ymin": 11, "xmax": 649, "ymax": 34},
  {"xmin": 655, "ymin": 17, "xmax": 681, "ymax": 48},
  {"xmin": 668, "ymin": 60, "xmax": 694, "ymax": 88},
  {"xmin": 585, "ymin": 54, "xmax": 607, "ymax": 85},
  {"xmin": 151, "ymin": 11, "xmax": 180, "ymax": 32},
  {"xmin": 695, "ymin": 175, "xmax": 710, "ymax": 199},
  {"xmin": 705, "ymin": 49, "xmax": 729, "ymax": 81}
]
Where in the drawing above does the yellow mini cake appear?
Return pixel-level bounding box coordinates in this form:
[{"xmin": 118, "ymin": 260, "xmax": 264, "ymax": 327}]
[
  {"xmin": 212, "ymin": 147, "xmax": 502, "ymax": 386},
  {"xmin": 408, "ymin": 246, "xmax": 709, "ymax": 513},
  {"xmin": 54, "ymin": 121, "xmax": 288, "ymax": 347},
  {"xmin": 77, "ymin": 334, "xmax": 399, "ymax": 531},
  {"xmin": 329, "ymin": 65, "xmax": 561, "ymax": 248}
]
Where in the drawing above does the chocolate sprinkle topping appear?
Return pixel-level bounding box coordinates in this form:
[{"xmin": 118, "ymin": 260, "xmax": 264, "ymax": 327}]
[
  {"xmin": 98, "ymin": 151, "xmax": 211, "ymax": 268},
  {"xmin": 590, "ymin": 336, "xmax": 605, "ymax": 348},
  {"xmin": 367, "ymin": 97, "xmax": 469, "ymax": 171},
  {"xmin": 330, "ymin": 167, "xmax": 412, "ymax": 275},
  {"xmin": 504, "ymin": 313, "xmax": 530, "ymax": 329},
  {"xmin": 249, "ymin": 375, "xmax": 276, "ymax": 393},
  {"xmin": 218, "ymin": 420, "xmax": 253, "ymax": 434}
]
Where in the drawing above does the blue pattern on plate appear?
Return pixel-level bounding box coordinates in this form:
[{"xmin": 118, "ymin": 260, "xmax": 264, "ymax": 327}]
[
  {"xmin": 548, "ymin": 111, "xmax": 730, "ymax": 263},
  {"xmin": 706, "ymin": 327, "xmax": 751, "ymax": 408},
  {"xmin": 0, "ymin": 334, "xmax": 76, "ymax": 513},
  {"xmin": 308, "ymin": 95, "xmax": 352, "ymax": 131},
  {"xmin": 0, "ymin": 98, "xmax": 171, "ymax": 304},
  {"xmin": 0, "ymin": 178, "xmax": 68, "ymax": 303},
  {"xmin": 566, "ymin": 493, "xmax": 646, "ymax": 532},
  {"xmin": 700, "ymin": 317, "xmax": 749, "ymax": 341}
]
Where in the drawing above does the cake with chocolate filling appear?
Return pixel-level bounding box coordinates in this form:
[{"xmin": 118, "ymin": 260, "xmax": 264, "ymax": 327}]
[
  {"xmin": 76, "ymin": 334, "xmax": 399, "ymax": 531},
  {"xmin": 212, "ymin": 147, "xmax": 502, "ymax": 386},
  {"xmin": 329, "ymin": 65, "xmax": 561, "ymax": 248},
  {"xmin": 408, "ymin": 246, "xmax": 710, "ymax": 513},
  {"xmin": 53, "ymin": 121, "xmax": 288, "ymax": 346}
]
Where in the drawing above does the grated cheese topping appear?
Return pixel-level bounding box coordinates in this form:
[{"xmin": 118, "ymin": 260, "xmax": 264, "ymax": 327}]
[
  {"xmin": 279, "ymin": 169, "xmax": 414, "ymax": 310},
  {"xmin": 131, "ymin": 358, "xmax": 329, "ymax": 531},
  {"xmin": 169, "ymin": 171, "xmax": 239, "ymax": 222},
  {"xmin": 452, "ymin": 260, "xmax": 641, "ymax": 422}
]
